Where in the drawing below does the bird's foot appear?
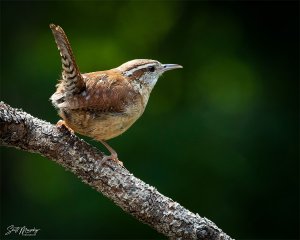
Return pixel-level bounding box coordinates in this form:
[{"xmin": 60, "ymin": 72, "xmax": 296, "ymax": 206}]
[
  {"xmin": 56, "ymin": 120, "xmax": 74, "ymax": 134},
  {"xmin": 102, "ymin": 153, "xmax": 123, "ymax": 167},
  {"xmin": 100, "ymin": 140, "xmax": 123, "ymax": 166}
]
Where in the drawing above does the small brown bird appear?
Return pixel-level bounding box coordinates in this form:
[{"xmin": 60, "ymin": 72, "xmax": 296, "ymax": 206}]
[{"xmin": 50, "ymin": 24, "xmax": 182, "ymax": 163}]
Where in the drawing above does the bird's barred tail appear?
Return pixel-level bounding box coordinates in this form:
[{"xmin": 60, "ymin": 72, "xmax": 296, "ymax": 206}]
[{"xmin": 50, "ymin": 24, "xmax": 85, "ymax": 97}]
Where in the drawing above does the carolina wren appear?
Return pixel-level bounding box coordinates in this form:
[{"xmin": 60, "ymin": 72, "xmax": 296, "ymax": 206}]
[{"xmin": 49, "ymin": 24, "xmax": 182, "ymax": 163}]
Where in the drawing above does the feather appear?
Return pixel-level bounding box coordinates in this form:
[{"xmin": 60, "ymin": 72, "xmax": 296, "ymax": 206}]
[{"xmin": 50, "ymin": 24, "xmax": 85, "ymax": 97}]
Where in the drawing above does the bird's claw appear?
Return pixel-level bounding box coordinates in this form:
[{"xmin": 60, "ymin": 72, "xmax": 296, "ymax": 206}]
[
  {"xmin": 102, "ymin": 154, "xmax": 123, "ymax": 167},
  {"xmin": 56, "ymin": 120, "xmax": 74, "ymax": 134}
]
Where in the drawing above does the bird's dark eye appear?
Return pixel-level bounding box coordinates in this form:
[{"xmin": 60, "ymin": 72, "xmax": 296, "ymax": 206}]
[{"xmin": 148, "ymin": 66, "xmax": 155, "ymax": 72}]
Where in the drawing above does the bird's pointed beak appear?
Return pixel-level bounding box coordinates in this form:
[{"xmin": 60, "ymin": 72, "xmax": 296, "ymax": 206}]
[{"xmin": 162, "ymin": 64, "xmax": 183, "ymax": 72}]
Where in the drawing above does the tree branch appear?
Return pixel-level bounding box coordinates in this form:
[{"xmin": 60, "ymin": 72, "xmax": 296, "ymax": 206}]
[{"xmin": 0, "ymin": 101, "xmax": 233, "ymax": 240}]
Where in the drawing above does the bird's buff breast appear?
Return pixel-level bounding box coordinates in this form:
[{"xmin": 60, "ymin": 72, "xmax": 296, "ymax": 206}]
[{"xmin": 60, "ymin": 106, "xmax": 144, "ymax": 141}]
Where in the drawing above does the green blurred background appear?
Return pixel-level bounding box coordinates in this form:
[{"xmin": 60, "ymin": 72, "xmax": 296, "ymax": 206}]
[{"xmin": 0, "ymin": 1, "xmax": 298, "ymax": 239}]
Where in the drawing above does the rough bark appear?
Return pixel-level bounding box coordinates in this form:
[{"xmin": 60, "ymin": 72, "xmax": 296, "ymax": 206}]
[{"xmin": 0, "ymin": 101, "xmax": 233, "ymax": 240}]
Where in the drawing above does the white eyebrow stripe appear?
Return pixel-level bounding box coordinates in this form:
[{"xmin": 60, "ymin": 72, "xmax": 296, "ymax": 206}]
[{"xmin": 124, "ymin": 63, "xmax": 155, "ymax": 76}]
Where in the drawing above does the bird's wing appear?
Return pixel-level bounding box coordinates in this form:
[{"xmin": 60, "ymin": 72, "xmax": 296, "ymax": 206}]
[
  {"xmin": 50, "ymin": 24, "xmax": 85, "ymax": 98},
  {"xmin": 56, "ymin": 71, "xmax": 138, "ymax": 114}
]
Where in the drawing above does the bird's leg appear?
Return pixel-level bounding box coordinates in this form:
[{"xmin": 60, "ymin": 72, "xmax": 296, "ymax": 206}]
[{"xmin": 99, "ymin": 140, "xmax": 123, "ymax": 166}]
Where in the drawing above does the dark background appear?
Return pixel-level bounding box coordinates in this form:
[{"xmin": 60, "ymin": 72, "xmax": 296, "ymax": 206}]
[{"xmin": 0, "ymin": 1, "xmax": 298, "ymax": 239}]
